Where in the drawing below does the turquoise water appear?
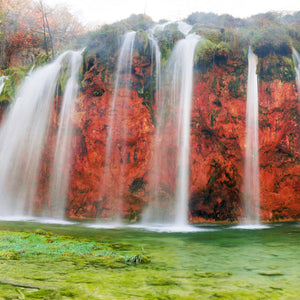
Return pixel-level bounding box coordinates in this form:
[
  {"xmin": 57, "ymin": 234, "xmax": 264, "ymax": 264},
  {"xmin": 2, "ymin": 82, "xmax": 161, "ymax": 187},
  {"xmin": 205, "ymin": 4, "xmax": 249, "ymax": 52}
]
[{"xmin": 0, "ymin": 221, "xmax": 299, "ymax": 299}]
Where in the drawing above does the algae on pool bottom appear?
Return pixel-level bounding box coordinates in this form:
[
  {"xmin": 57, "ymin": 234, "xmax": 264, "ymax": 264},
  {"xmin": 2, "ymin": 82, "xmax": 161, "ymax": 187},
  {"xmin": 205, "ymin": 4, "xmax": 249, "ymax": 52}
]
[{"xmin": 0, "ymin": 221, "xmax": 299, "ymax": 299}]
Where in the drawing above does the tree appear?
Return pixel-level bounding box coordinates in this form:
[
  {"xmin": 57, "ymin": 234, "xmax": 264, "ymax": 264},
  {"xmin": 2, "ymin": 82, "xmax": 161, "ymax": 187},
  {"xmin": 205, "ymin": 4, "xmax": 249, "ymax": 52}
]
[
  {"xmin": 38, "ymin": 0, "xmax": 54, "ymax": 57},
  {"xmin": 0, "ymin": 0, "xmax": 84, "ymax": 68}
]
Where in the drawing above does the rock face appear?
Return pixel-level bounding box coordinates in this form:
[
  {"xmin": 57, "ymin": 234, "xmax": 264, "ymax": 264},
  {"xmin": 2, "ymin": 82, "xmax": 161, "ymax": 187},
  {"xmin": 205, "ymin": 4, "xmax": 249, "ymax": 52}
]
[
  {"xmin": 55, "ymin": 51, "xmax": 299, "ymax": 222},
  {"xmin": 0, "ymin": 47, "xmax": 299, "ymax": 223},
  {"xmin": 66, "ymin": 56, "xmax": 155, "ymax": 220}
]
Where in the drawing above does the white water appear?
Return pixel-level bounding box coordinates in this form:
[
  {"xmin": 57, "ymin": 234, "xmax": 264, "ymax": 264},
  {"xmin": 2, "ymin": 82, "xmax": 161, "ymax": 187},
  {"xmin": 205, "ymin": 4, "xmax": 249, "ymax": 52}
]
[
  {"xmin": 149, "ymin": 36, "xmax": 162, "ymax": 107},
  {"xmin": 177, "ymin": 22, "xmax": 192, "ymax": 36},
  {"xmin": 243, "ymin": 47, "xmax": 260, "ymax": 225},
  {"xmin": 150, "ymin": 22, "xmax": 172, "ymax": 34},
  {"xmin": 147, "ymin": 28, "xmax": 163, "ymax": 220},
  {"xmin": 144, "ymin": 30, "xmax": 200, "ymax": 226},
  {"xmin": 233, "ymin": 224, "xmax": 270, "ymax": 230},
  {"xmin": 0, "ymin": 52, "xmax": 69, "ymax": 217},
  {"xmin": 48, "ymin": 51, "xmax": 82, "ymax": 218},
  {"xmin": 173, "ymin": 34, "xmax": 201, "ymax": 225},
  {"xmin": 292, "ymin": 48, "xmax": 300, "ymax": 102},
  {"xmin": 0, "ymin": 76, "xmax": 8, "ymax": 95},
  {"xmin": 100, "ymin": 31, "xmax": 136, "ymax": 220},
  {"xmin": 151, "ymin": 21, "xmax": 192, "ymax": 36}
]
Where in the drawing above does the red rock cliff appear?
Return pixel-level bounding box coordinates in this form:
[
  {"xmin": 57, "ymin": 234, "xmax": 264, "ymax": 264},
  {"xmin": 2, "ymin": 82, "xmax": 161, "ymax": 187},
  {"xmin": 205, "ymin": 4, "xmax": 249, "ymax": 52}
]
[
  {"xmin": 0, "ymin": 51, "xmax": 299, "ymax": 222},
  {"xmin": 58, "ymin": 54, "xmax": 299, "ymax": 222}
]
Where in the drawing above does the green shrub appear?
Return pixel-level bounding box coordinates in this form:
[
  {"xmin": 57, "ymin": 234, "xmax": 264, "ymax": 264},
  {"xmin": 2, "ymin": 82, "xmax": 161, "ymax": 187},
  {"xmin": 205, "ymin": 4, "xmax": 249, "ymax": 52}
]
[
  {"xmin": 118, "ymin": 14, "xmax": 154, "ymax": 31},
  {"xmin": 0, "ymin": 67, "xmax": 27, "ymax": 102},
  {"xmin": 251, "ymin": 27, "xmax": 292, "ymax": 57},
  {"xmin": 256, "ymin": 53, "xmax": 295, "ymax": 81},
  {"xmin": 194, "ymin": 39, "xmax": 217, "ymax": 66},
  {"xmin": 154, "ymin": 24, "xmax": 184, "ymax": 66}
]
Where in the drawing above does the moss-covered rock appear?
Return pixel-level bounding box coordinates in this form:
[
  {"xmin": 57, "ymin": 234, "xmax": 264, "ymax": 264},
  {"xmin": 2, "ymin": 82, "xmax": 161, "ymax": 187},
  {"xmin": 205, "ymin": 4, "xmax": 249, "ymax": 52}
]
[
  {"xmin": 256, "ymin": 53, "xmax": 296, "ymax": 82},
  {"xmin": 194, "ymin": 40, "xmax": 217, "ymax": 68},
  {"xmin": 154, "ymin": 24, "xmax": 184, "ymax": 66},
  {"xmin": 251, "ymin": 27, "xmax": 293, "ymax": 57},
  {"xmin": 135, "ymin": 29, "xmax": 150, "ymax": 56},
  {"xmin": 0, "ymin": 67, "xmax": 28, "ymax": 102}
]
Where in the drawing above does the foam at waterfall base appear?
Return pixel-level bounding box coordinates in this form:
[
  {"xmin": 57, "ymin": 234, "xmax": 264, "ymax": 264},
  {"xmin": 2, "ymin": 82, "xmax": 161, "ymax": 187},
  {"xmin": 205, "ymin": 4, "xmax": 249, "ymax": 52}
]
[
  {"xmin": 0, "ymin": 216, "xmax": 76, "ymax": 225},
  {"xmin": 84, "ymin": 222, "xmax": 218, "ymax": 232},
  {"xmin": 232, "ymin": 223, "xmax": 270, "ymax": 230},
  {"xmin": 0, "ymin": 216, "xmax": 36, "ymax": 222},
  {"xmin": 128, "ymin": 223, "xmax": 217, "ymax": 233},
  {"xmin": 84, "ymin": 222, "xmax": 123, "ymax": 229},
  {"xmin": 32, "ymin": 217, "xmax": 76, "ymax": 225}
]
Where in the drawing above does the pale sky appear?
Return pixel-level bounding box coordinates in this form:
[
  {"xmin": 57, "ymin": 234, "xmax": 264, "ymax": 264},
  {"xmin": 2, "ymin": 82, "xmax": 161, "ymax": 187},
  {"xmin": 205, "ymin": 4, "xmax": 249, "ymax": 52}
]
[{"xmin": 43, "ymin": 0, "xmax": 300, "ymax": 25}]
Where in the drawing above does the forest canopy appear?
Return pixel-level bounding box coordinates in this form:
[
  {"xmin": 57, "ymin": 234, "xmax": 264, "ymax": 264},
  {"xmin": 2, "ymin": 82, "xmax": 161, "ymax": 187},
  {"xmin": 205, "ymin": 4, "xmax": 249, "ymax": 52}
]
[{"xmin": 0, "ymin": 0, "xmax": 84, "ymax": 68}]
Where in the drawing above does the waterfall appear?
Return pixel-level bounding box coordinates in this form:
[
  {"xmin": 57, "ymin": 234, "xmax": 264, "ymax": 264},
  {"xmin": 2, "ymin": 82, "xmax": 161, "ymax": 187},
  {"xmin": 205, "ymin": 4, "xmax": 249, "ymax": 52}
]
[
  {"xmin": 0, "ymin": 76, "xmax": 8, "ymax": 95},
  {"xmin": 292, "ymin": 48, "xmax": 300, "ymax": 102},
  {"xmin": 145, "ymin": 28, "xmax": 163, "ymax": 222},
  {"xmin": 174, "ymin": 33, "xmax": 200, "ymax": 225},
  {"xmin": 243, "ymin": 47, "xmax": 260, "ymax": 225},
  {"xmin": 0, "ymin": 52, "xmax": 69, "ymax": 217},
  {"xmin": 177, "ymin": 21, "xmax": 192, "ymax": 35},
  {"xmin": 99, "ymin": 31, "xmax": 136, "ymax": 221},
  {"xmin": 144, "ymin": 22, "xmax": 200, "ymax": 227},
  {"xmin": 48, "ymin": 51, "xmax": 82, "ymax": 218},
  {"xmin": 149, "ymin": 35, "xmax": 162, "ymax": 108},
  {"xmin": 172, "ymin": 33, "xmax": 201, "ymax": 226}
]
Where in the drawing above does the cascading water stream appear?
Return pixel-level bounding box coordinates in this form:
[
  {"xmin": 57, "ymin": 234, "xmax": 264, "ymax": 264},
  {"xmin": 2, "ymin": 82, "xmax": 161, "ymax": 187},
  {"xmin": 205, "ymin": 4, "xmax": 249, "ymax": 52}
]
[
  {"xmin": 48, "ymin": 50, "xmax": 82, "ymax": 218},
  {"xmin": 146, "ymin": 27, "xmax": 163, "ymax": 220},
  {"xmin": 144, "ymin": 22, "xmax": 200, "ymax": 228},
  {"xmin": 148, "ymin": 34, "xmax": 162, "ymax": 107},
  {"xmin": 243, "ymin": 47, "xmax": 260, "ymax": 225},
  {"xmin": 0, "ymin": 52, "xmax": 69, "ymax": 218},
  {"xmin": 99, "ymin": 31, "xmax": 136, "ymax": 221},
  {"xmin": 0, "ymin": 76, "xmax": 8, "ymax": 95},
  {"xmin": 292, "ymin": 48, "xmax": 300, "ymax": 102},
  {"xmin": 174, "ymin": 33, "xmax": 200, "ymax": 226}
]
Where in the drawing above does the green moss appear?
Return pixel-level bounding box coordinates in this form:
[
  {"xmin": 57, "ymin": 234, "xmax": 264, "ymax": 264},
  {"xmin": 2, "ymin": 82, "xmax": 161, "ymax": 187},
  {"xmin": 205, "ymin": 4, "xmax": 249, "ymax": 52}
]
[
  {"xmin": 0, "ymin": 230, "xmax": 144, "ymax": 264},
  {"xmin": 228, "ymin": 78, "xmax": 242, "ymax": 98},
  {"xmin": 258, "ymin": 270, "xmax": 283, "ymax": 276},
  {"xmin": 142, "ymin": 100, "xmax": 156, "ymax": 125},
  {"xmin": 251, "ymin": 27, "xmax": 292, "ymax": 58},
  {"xmin": 84, "ymin": 15, "xmax": 153, "ymax": 72},
  {"xmin": 215, "ymin": 42, "xmax": 232, "ymax": 61},
  {"xmin": 93, "ymin": 89, "xmax": 105, "ymax": 97},
  {"xmin": 33, "ymin": 52, "xmax": 50, "ymax": 68},
  {"xmin": 147, "ymin": 277, "xmax": 179, "ymax": 286},
  {"xmin": 135, "ymin": 29, "xmax": 149, "ymax": 56},
  {"xmin": 0, "ymin": 222, "xmax": 299, "ymax": 299},
  {"xmin": 0, "ymin": 67, "xmax": 28, "ymax": 102},
  {"xmin": 257, "ymin": 53, "xmax": 296, "ymax": 82},
  {"xmin": 57, "ymin": 57, "xmax": 70, "ymax": 96},
  {"xmin": 191, "ymin": 25, "xmax": 223, "ymax": 44},
  {"xmin": 194, "ymin": 40, "xmax": 217, "ymax": 70},
  {"xmin": 154, "ymin": 24, "xmax": 184, "ymax": 67},
  {"xmin": 118, "ymin": 14, "xmax": 154, "ymax": 31},
  {"xmin": 84, "ymin": 24, "xmax": 128, "ymax": 68},
  {"xmin": 194, "ymin": 271, "xmax": 232, "ymax": 278}
]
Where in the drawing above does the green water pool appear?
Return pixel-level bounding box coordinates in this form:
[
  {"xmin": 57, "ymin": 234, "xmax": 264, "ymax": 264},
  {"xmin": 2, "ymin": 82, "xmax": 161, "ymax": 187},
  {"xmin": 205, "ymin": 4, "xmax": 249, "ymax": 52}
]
[{"xmin": 0, "ymin": 221, "xmax": 299, "ymax": 299}]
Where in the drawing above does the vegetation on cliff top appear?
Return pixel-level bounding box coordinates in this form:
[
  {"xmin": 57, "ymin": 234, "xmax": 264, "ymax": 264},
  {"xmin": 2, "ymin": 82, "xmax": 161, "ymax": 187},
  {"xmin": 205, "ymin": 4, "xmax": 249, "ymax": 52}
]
[
  {"xmin": 1, "ymin": 6, "xmax": 300, "ymax": 104},
  {"xmin": 81, "ymin": 11, "xmax": 299, "ymax": 84},
  {"xmin": 189, "ymin": 11, "xmax": 299, "ymax": 80}
]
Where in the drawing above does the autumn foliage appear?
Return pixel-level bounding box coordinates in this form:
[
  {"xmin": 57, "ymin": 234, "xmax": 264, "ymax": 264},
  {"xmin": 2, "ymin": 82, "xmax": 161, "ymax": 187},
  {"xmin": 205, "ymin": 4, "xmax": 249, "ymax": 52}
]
[{"xmin": 0, "ymin": 0, "xmax": 84, "ymax": 68}]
